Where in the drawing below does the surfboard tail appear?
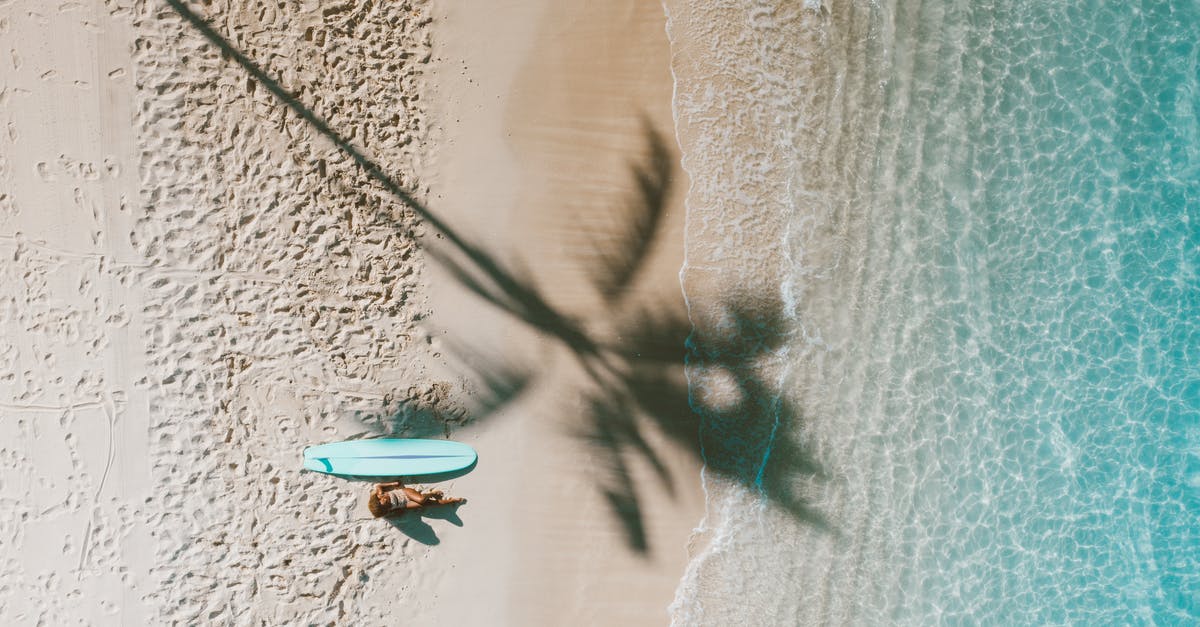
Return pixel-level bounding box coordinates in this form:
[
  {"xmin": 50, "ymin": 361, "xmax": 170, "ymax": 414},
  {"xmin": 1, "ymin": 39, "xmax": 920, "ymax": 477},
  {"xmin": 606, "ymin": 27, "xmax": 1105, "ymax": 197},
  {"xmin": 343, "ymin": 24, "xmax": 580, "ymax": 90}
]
[{"xmin": 302, "ymin": 457, "xmax": 333, "ymax": 473}]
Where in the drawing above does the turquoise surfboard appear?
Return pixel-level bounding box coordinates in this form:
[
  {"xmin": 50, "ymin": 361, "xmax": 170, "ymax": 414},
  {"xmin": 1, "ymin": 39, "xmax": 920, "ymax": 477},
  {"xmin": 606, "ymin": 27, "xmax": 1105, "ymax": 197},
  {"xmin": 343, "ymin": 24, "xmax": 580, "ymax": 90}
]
[{"xmin": 302, "ymin": 438, "xmax": 477, "ymax": 479}]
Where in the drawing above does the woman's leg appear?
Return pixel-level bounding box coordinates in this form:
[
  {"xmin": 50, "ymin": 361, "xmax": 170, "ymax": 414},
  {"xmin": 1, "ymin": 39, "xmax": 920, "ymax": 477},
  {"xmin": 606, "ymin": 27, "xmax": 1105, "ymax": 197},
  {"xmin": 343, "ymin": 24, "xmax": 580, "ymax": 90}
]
[{"xmin": 400, "ymin": 487, "xmax": 427, "ymax": 506}]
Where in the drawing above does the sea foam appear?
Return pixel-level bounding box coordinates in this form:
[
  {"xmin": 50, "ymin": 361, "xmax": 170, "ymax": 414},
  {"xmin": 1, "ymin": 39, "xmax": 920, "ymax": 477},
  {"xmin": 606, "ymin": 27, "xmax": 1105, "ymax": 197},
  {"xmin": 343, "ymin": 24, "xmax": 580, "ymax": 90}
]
[{"xmin": 668, "ymin": 0, "xmax": 1200, "ymax": 623}]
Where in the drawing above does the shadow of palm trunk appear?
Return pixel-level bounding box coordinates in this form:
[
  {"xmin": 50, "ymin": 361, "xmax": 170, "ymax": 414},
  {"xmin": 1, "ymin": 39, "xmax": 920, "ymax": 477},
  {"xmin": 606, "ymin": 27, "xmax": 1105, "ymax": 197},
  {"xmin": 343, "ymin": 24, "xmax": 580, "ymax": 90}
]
[{"xmin": 163, "ymin": 0, "xmax": 830, "ymax": 552}]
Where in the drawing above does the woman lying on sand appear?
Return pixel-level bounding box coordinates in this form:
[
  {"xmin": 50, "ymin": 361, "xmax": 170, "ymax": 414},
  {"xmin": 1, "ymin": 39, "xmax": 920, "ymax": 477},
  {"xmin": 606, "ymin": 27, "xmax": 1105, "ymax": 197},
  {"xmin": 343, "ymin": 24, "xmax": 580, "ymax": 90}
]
[{"xmin": 367, "ymin": 482, "xmax": 466, "ymax": 518}]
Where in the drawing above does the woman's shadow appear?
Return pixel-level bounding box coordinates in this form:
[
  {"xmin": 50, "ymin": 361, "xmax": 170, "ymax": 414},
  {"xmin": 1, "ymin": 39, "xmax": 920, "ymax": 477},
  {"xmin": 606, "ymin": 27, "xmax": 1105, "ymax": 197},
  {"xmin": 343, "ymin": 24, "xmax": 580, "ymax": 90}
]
[{"xmin": 384, "ymin": 503, "xmax": 467, "ymax": 546}]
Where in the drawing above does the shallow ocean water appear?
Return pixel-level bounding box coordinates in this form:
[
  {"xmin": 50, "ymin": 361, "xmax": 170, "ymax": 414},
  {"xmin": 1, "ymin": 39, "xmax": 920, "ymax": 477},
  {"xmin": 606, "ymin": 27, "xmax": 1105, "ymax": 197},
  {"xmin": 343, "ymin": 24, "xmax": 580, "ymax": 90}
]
[{"xmin": 669, "ymin": 0, "xmax": 1200, "ymax": 623}]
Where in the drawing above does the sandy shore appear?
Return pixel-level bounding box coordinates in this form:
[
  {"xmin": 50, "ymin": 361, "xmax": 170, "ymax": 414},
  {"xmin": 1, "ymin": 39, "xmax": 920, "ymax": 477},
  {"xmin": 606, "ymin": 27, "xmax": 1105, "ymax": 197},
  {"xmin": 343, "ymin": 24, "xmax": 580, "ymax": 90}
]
[
  {"xmin": 1, "ymin": 0, "xmax": 701, "ymax": 624},
  {"xmin": 422, "ymin": 0, "xmax": 703, "ymax": 623},
  {"xmin": 0, "ymin": 1, "xmax": 153, "ymax": 622}
]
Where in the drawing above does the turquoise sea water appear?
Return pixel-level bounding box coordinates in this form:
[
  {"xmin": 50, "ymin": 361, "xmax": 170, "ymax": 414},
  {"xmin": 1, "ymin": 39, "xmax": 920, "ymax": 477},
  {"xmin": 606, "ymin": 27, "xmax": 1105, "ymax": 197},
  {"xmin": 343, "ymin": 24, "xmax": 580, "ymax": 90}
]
[{"xmin": 669, "ymin": 0, "xmax": 1200, "ymax": 624}]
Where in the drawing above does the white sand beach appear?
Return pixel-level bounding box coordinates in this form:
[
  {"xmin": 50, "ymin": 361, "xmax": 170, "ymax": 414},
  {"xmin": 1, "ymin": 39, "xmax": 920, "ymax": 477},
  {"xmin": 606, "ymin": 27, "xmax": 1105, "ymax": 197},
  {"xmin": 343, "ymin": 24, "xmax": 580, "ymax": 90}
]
[{"xmin": 0, "ymin": 0, "xmax": 702, "ymax": 624}]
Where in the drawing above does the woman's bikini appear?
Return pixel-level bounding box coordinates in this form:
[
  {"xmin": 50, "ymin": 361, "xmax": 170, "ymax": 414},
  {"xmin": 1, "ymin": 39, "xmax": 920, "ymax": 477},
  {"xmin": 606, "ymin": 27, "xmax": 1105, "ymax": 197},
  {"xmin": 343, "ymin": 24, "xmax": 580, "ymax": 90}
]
[{"xmin": 383, "ymin": 488, "xmax": 411, "ymax": 512}]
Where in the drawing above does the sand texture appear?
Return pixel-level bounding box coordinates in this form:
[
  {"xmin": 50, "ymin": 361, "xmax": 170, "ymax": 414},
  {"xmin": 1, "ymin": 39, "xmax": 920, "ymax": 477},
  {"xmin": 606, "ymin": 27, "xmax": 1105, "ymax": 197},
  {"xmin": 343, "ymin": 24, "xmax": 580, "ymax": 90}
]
[
  {"xmin": 131, "ymin": 1, "xmax": 463, "ymax": 623},
  {"xmin": 1, "ymin": 0, "xmax": 702, "ymax": 624},
  {"xmin": 0, "ymin": 0, "xmax": 151, "ymax": 622},
  {"xmin": 3, "ymin": 0, "xmax": 456, "ymax": 623}
]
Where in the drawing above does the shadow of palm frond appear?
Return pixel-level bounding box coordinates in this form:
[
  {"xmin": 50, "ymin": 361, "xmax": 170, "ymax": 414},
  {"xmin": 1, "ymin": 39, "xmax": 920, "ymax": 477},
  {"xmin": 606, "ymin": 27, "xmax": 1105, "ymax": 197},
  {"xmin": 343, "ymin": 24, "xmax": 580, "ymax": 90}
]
[
  {"xmin": 586, "ymin": 119, "xmax": 672, "ymax": 304},
  {"xmin": 427, "ymin": 244, "xmax": 600, "ymax": 359},
  {"xmin": 165, "ymin": 0, "xmax": 830, "ymax": 552},
  {"xmin": 596, "ymin": 301, "xmax": 833, "ymax": 545},
  {"xmin": 363, "ymin": 336, "xmax": 533, "ymax": 441}
]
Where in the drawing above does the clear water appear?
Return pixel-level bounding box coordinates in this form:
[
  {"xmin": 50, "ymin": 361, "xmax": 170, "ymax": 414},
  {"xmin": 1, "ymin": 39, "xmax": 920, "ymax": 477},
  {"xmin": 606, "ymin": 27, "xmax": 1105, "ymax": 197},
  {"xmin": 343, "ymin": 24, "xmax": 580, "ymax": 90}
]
[{"xmin": 668, "ymin": 0, "xmax": 1200, "ymax": 624}]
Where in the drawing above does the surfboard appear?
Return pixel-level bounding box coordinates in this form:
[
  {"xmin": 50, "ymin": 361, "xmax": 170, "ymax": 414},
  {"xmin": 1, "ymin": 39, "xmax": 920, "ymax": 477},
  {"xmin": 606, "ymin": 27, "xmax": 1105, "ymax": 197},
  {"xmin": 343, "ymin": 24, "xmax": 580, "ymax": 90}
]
[{"xmin": 302, "ymin": 438, "xmax": 478, "ymax": 479}]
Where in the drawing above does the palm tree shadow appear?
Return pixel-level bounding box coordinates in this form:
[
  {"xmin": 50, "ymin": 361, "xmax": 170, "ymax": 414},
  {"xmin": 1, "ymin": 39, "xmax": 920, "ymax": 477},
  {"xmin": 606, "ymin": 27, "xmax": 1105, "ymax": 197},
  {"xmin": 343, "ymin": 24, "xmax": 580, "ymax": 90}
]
[
  {"xmin": 369, "ymin": 348, "xmax": 533, "ymax": 440},
  {"xmin": 586, "ymin": 118, "xmax": 672, "ymax": 304},
  {"xmin": 164, "ymin": 0, "xmax": 832, "ymax": 553}
]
